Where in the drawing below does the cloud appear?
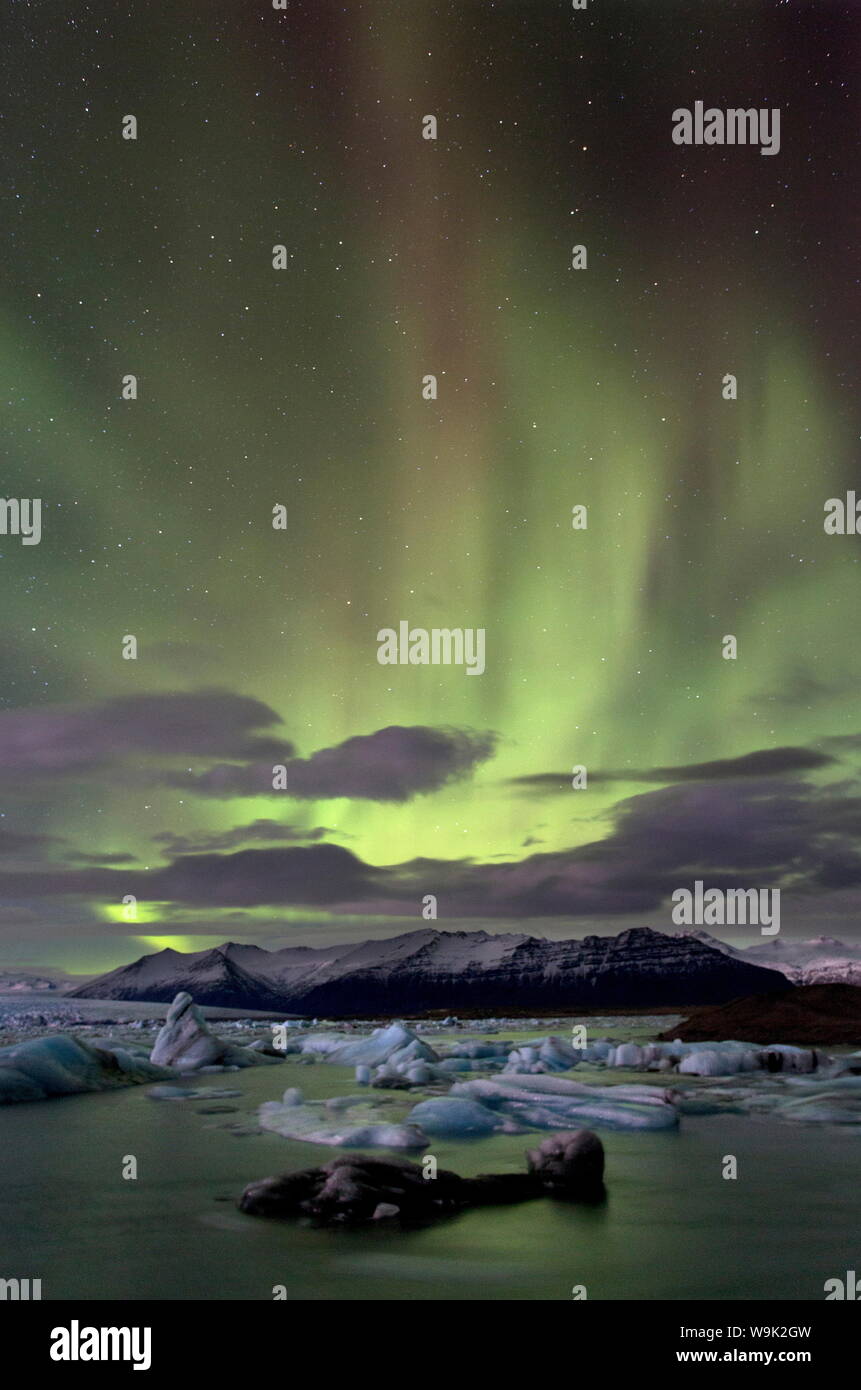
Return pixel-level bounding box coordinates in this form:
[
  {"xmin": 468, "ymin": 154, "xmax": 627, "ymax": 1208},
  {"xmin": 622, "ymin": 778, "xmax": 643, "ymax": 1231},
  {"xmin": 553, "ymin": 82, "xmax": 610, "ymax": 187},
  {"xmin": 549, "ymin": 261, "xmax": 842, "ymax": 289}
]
[
  {"xmin": 141, "ymin": 775, "xmax": 861, "ymax": 914},
  {"xmin": 153, "ymin": 820, "xmax": 333, "ymax": 855},
  {"xmin": 0, "ymin": 688, "xmax": 496, "ymax": 810},
  {"xmin": 68, "ymin": 852, "xmax": 138, "ymax": 865},
  {"xmin": 280, "ymin": 725, "xmax": 498, "ymax": 801},
  {"xmin": 0, "ymin": 829, "xmax": 59, "ymax": 857},
  {"xmin": 0, "ymin": 690, "xmax": 290, "ymax": 778},
  {"xmin": 165, "ymin": 725, "xmax": 499, "ymax": 802},
  {"xmin": 145, "ymin": 843, "xmax": 382, "ymax": 907},
  {"xmin": 510, "ymin": 745, "xmax": 834, "ymax": 792},
  {"xmin": 4, "ymin": 764, "xmax": 861, "ymax": 927}
]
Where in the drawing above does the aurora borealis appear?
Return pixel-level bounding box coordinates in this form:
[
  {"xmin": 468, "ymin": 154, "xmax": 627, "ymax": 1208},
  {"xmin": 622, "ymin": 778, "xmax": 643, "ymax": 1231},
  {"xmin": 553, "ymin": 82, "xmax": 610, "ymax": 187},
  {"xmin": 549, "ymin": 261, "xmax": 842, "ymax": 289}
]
[{"xmin": 1, "ymin": 0, "xmax": 859, "ymax": 975}]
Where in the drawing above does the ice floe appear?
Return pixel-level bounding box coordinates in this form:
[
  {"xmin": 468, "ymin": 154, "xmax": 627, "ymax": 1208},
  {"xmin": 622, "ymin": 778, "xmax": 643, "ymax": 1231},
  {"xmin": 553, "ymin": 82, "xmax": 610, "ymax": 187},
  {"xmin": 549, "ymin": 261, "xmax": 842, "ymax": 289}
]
[
  {"xmin": 407, "ymin": 1096, "xmax": 518, "ymax": 1137},
  {"xmin": 408, "ymin": 1074, "xmax": 680, "ymax": 1134},
  {"xmin": 0, "ymin": 1033, "xmax": 171, "ymax": 1104},
  {"xmin": 258, "ymin": 1085, "xmax": 429, "ymax": 1149}
]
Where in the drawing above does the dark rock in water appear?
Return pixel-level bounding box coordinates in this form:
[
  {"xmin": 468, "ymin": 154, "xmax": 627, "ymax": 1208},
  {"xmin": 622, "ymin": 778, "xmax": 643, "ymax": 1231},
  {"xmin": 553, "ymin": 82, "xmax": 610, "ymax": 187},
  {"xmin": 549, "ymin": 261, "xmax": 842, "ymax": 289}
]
[
  {"xmin": 238, "ymin": 1128, "xmax": 605, "ymax": 1226},
  {"xmin": 240, "ymin": 1166, "xmax": 322, "ymax": 1216},
  {"xmin": 527, "ymin": 1130, "xmax": 605, "ymax": 1191}
]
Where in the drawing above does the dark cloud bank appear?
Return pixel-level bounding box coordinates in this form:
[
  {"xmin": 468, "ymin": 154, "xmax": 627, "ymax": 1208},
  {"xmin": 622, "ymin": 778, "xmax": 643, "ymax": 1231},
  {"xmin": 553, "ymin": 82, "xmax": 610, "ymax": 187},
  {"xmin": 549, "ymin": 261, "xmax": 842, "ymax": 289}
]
[{"xmin": 5, "ymin": 772, "xmax": 861, "ymax": 922}]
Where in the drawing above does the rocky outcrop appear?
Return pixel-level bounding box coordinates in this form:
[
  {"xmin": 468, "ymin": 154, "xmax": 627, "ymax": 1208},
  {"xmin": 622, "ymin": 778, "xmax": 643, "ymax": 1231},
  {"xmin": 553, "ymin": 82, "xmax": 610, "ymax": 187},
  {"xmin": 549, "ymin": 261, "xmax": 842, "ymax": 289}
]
[{"xmin": 659, "ymin": 984, "xmax": 861, "ymax": 1046}]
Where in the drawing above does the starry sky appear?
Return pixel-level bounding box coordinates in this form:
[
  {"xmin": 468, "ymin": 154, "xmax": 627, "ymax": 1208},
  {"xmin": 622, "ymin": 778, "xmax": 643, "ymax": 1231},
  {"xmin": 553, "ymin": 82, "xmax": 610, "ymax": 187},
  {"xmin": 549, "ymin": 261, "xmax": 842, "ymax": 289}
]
[{"xmin": 1, "ymin": 0, "xmax": 859, "ymax": 976}]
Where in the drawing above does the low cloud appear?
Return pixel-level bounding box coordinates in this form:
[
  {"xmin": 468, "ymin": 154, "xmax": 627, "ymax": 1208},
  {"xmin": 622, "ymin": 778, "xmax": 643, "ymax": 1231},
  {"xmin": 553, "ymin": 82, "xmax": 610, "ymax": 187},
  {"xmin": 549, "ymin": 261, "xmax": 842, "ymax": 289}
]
[
  {"xmin": 153, "ymin": 820, "xmax": 333, "ymax": 855},
  {"xmin": 6, "ymin": 771, "xmax": 861, "ymax": 922},
  {"xmin": 0, "ymin": 690, "xmax": 289, "ymax": 778},
  {"xmin": 166, "ymin": 725, "xmax": 499, "ymax": 802},
  {"xmin": 510, "ymin": 745, "xmax": 834, "ymax": 792}
]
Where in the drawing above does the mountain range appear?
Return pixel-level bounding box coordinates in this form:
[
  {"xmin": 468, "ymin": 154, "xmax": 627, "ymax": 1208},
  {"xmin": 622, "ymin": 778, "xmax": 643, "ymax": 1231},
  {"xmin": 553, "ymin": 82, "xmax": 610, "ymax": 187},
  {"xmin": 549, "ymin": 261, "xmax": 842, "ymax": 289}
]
[
  {"xmin": 683, "ymin": 931, "xmax": 861, "ymax": 986},
  {"xmin": 69, "ymin": 926, "xmax": 795, "ymax": 1015},
  {"xmin": 0, "ymin": 971, "xmax": 58, "ymax": 993}
]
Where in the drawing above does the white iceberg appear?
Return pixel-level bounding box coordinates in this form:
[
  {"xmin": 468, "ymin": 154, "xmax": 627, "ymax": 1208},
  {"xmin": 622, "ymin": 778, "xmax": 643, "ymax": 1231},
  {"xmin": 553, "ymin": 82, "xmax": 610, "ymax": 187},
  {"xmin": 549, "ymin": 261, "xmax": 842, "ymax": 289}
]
[
  {"xmin": 150, "ymin": 992, "xmax": 282, "ymax": 1072},
  {"xmin": 608, "ymin": 1043, "xmax": 645, "ymax": 1068},
  {"xmin": 299, "ymin": 1022, "xmax": 438, "ymax": 1069},
  {"xmin": 678, "ymin": 1049, "xmax": 757, "ymax": 1076}
]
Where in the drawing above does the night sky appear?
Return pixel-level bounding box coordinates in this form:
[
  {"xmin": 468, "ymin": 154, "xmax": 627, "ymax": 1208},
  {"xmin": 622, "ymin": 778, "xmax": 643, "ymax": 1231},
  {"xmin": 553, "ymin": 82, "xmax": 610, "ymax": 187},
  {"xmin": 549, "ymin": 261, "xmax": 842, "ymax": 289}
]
[{"xmin": 1, "ymin": 0, "xmax": 859, "ymax": 975}]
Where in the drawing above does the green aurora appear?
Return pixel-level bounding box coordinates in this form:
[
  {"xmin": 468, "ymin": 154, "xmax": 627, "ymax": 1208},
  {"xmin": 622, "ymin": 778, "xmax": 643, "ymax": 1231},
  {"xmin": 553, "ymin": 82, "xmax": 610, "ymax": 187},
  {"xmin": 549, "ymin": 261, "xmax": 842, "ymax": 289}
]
[{"xmin": 1, "ymin": 1, "xmax": 858, "ymax": 973}]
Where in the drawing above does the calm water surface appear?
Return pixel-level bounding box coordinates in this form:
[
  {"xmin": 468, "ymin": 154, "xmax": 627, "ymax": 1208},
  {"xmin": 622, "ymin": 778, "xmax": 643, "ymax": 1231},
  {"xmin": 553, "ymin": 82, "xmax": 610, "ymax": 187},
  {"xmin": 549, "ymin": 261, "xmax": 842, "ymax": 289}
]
[{"xmin": 1, "ymin": 1026, "xmax": 857, "ymax": 1301}]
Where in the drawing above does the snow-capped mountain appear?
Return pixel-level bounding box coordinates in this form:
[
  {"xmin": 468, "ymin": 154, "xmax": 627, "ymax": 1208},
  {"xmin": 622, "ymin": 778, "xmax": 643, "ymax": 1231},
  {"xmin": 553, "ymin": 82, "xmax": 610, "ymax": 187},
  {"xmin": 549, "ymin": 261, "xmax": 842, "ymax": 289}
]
[
  {"xmin": 70, "ymin": 926, "xmax": 790, "ymax": 1014},
  {"xmin": 741, "ymin": 935, "xmax": 861, "ymax": 985},
  {"xmin": 678, "ymin": 930, "xmax": 861, "ymax": 984},
  {"xmin": 68, "ymin": 945, "xmax": 290, "ymax": 1012},
  {"xmin": 0, "ymin": 972, "xmax": 58, "ymax": 993}
]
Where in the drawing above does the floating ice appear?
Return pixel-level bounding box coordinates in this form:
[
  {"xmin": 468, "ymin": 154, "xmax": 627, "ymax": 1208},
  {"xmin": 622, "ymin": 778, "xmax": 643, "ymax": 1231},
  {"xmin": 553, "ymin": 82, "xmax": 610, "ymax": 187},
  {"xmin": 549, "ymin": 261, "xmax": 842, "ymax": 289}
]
[
  {"xmin": 150, "ymin": 993, "xmax": 282, "ymax": 1073},
  {"xmin": 404, "ymin": 1062, "xmax": 433, "ymax": 1085},
  {"xmin": 300, "ymin": 1022, "xmax": 438, "ymax": 1069},
  {"xmin": 448, "ymin": 1074, "xmax": 679, "ymax": 1132},
  {"xmin": 679, "ymin": 1050, "xmax": 757, "ymax": 1076},
  {"xmin": 0, "ymin": 1034, "xmax": 171, "ymax": 1104},
  {"xmin": 771, "ymin": 1075, "xmax": 861, "ymax": 1124},
  {"xmin": 407, "ymin": 1097, "xmax": 513, "ymax": 1137},
  {"xmin": 608, "ymin": 1043, "xmax": 645, "ymax": 1068},
  {"xmin": 258, "ymin": 1086, "xmax": 429, "ymax": 1149},
  {"xmin": 147, "ymin": 1084, "xmax": 241, "ymax": 1102},
  {"xmin": 439, "ymin": 1040, "xmax": 513, "ymax": 1060}
]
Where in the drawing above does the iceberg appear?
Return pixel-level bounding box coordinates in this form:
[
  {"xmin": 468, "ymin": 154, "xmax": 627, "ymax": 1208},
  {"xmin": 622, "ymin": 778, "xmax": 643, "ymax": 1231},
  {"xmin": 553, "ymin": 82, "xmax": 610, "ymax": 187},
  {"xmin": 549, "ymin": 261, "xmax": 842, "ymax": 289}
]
[
  {"xmin": 150, "ymin": 992, "xmax": 282, "ymax": 1072},
  {"xmin": 679, "ymin": 1050, "xmax": 755, "ymax": 1076},
  {"xmin": 299, "ymin": 1022, "xmax": 438, "ymax": 1069},
  {"xmin": 760, "ymin": 1044, "xmax": 817, "ymax": 1074},
  {"xmin": 503, "ymin": 1035, "xmax": 583, "ymax": 1074},
  {"xmin": 0, "ymin": 1034, "xmax": 171, "ymax": 1105},
  {"xmin": 448, "ymin": 1074, "xmax": 679, "ymax": 1132},
  {"xmin": 404, "ymin": 1062, "xmax": 434, "ymax": 1085},
  {"xmin": 407, "ymin": 1097, "xmax": 514, "ymax": 1137},
  {"xmin": 770, "ymin": 1075, "xmax": 861, "ymax": 1124},
  {"xmin": 258, "ymin": 1086, "xmax": 429, "ymax": 1149},
  {"xmin": 438, "ymin": 1040, "xmax": 513, "ymax": 1060}
]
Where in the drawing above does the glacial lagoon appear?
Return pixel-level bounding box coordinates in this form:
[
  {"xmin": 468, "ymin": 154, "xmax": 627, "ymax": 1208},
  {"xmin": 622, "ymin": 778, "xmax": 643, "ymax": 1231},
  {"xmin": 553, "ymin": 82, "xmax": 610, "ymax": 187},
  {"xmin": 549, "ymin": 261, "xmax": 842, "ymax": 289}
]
[{"xmin": 0, "ymin": 1004, "xmax": 858, "ymax": 1301}]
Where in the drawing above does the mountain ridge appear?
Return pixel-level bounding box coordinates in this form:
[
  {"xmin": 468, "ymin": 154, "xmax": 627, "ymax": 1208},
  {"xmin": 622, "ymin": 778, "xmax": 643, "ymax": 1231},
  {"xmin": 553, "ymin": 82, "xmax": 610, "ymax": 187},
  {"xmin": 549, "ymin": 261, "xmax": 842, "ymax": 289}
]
[
  {"xmin": 677, "ymin": 929, "xmax": 861, "ymax": 985},
  {"xmin": 70, "ymin": 925, "xmax": 792, "ymax": 1015}
]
